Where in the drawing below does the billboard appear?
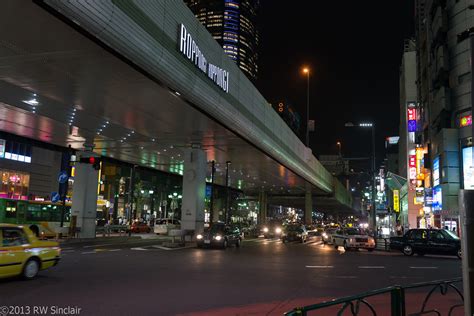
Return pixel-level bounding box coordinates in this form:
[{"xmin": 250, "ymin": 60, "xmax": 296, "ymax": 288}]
[
  {"xmin": 462, "ymin": 147, "xmax": 474, "ymax": 189},
  {"xmin": 393, "ymin": 190, "xmax": 400, "ymax": 212},
  {"xmin": 0, "ymin": 139, "xmax": 5, "ymax": 158},
  {"xmin": 433, "ymin": 156, "xmax": 440, "ymax": 186},
  {"xmin": 432, "ymin": 186, "xmax": 442, "ymax": 211}
]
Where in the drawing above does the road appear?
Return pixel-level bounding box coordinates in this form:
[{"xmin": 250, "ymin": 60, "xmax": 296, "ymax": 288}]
[{"xmin": 0, "ymin": 237, "xmax": 463, "ymax": 315}]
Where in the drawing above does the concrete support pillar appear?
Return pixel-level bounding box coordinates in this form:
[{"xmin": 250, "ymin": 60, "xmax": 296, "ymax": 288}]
[
  {"xmin": 258, "ymin": 191, "xmax": 267, "ymax": 224},
  {"xmin": 181, "ymin": 148, "xmax": 206, "ymax": 234},
  {"xmin": 460, "ymin": 190, "xmax": 474, "ymax": 316},
  {"xmin": 71, "ymin": 162, "xmax": 99, "ymax": 238},
  {"xmin": 305, "ymin": 182, "xmax": 312, "ymax": 225}
]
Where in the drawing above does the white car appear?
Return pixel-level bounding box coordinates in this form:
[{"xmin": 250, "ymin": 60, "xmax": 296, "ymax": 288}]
[
  {"xmin": 332, "ymin": 228, "xmax": 375, "ymax": 251},
  {"xmin": 322, "ymin": 228, "xmax": 338, "ymax": 244},
  {"xmin": 154, "ymin": 219, "xmax": 180, "ymax": 235}
]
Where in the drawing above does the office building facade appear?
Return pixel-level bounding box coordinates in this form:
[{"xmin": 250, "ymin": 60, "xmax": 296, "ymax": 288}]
[
  {"xmin": 184, "ymin": 0, "xmax": 259, "ymax": 81},
  {"xmin": 408, "ymin": 0, "xmax": 473, "ymax": 232}
]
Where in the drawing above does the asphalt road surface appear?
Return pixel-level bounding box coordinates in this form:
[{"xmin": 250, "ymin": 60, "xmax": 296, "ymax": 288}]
[{"xmin": 0, "ymin": 237, "xmax": 463, "ymax": 315}]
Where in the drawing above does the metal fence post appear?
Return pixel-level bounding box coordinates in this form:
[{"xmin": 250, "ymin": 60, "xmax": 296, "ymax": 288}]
[
  {"xmin": 391, "ymin": 287, "xmax": 405, "ymax": 316},
  {"xmin": 459, "ymin": 189, "xmax": 474, "ymax": 316}
]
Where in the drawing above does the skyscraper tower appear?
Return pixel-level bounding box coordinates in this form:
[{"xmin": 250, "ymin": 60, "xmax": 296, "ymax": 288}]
[{"xmin": 184, "ymin": 0, "xmax": 259, "ymax": 81}]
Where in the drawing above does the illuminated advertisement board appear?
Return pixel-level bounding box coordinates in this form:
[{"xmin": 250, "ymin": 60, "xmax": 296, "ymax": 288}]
[
  {"xmin": 433, "ymin": 156, "xmax": 440, "ymax": 186},
  {"xmin": 0, "ymin": 139, "xmax": 5, "ymax": 158},
  {"xmin": 432, "ymin": 186, "xmax": 442, "ymax": 211},
  {"xmin": 462, "ymin": 147, "xmax": 474, "ymax": 190},
  {"xmin": 393, "ymin": 190, "xmax": 400, "ymax": 212},
  {"xmin": 409, "ymin": 155, "xmax": 417, "ymax": 180},
  {"xmin": 460, "ymin": 114, "xmax": 472, "ymax": 128},
  {"xmin": 408, "ymin": 120, "xmax": 417, "ymax": 132},
  {"xmin": 408, "ymin": 108, "xmax": 417, "ymax": 121}
]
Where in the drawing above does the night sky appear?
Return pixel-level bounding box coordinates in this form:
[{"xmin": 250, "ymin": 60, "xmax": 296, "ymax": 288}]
[{"xmin": 256, "ymin": 1, "xmax": 415, "ymax": 165}]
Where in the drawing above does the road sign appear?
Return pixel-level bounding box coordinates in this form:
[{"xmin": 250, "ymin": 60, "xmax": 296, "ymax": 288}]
[
  {"xmin": 58, "ymin": 171, "xmax": 69, "ymax": 184},
  {"xmin": 51, "ymin": 192, "xmax": 61, "ymax": 203}
]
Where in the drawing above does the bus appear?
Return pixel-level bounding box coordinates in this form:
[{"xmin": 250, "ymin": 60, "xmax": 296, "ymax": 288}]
[{"xmin": 0, "ymin": 198, "xmax": 71, "ymax": 238}]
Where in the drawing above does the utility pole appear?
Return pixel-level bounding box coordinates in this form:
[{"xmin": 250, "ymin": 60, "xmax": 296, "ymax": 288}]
[
  {"xmin": 371, "ymin": 125, "xmax": 377, "ymax": 235},
  {"xmin": 210, "ymin": 160, "xmax": 215, "ymax": 224}
]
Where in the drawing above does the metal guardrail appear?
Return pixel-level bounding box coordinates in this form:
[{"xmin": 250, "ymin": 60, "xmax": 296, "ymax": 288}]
[{"xmin": 285, "ymin": 278, "xmax": 463, "ymax": 316}]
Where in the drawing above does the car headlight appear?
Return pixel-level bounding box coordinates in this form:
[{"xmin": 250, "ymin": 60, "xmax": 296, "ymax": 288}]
[
  {"xmin": 275, "ymin": 227, "xmax": 282, "ymax": 234},
  {"xmin": 368, "ymin": 237, "xmax": 374, "ymax": 244},
  {"xmin": 197, "ymin": 234, "xmax": 203, "ymax": 240},
  {"xmin": 263, "ymin": 227, "xmax": 269, "ymax": 233},
  {"xmin": 214, "ymin": 235, "xmax": 222, "ymax": 241},
  {"xmin": 322, "ymin": 233, "xmax": 328, "ymax": 238}
]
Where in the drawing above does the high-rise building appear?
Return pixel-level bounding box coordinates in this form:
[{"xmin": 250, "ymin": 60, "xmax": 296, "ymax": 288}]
[
  {"xmin": 398, "ymin": 38, "xmax": 419, "ymax": 229},
  {"xmin": 184, "ymin": 0, "xmax": 259, "ymax": 81},
  {"xmin": 410, "ymin": 0, "xmax": 473, "ymax": 232}
]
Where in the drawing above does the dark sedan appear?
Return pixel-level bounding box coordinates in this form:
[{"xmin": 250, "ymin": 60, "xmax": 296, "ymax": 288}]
[
  {"xmin": 390, "ymin": 228, "xmax": 461, "ymax": 259},
  {"xmin": 196, "ymin": 223, "xmax": 241, "ymax": 249},
  {"xmin": 281, "ymin": 225, "xmax": 308, "ymax": 243}
]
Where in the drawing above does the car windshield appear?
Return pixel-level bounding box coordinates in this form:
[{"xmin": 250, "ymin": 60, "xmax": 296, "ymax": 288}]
[
  {"xmin": 286, "ymin": 226, "xmax": 302, "ymax": 232},
  {"xmin": 443, "ymin": 229, "xmax": 459, "ymax": 240},
  {"xmin": 345, "ymin": 228, "xmax": 363, "ymax": 235},
  {"xmin": 209, "ymin": 225, "xmax": 225, "ymax": 233}
]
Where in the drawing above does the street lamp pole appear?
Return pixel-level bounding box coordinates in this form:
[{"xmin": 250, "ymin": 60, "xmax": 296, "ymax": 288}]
[
  {"xmin": 303, "ymin": 68, "xmax": 310, "ymax": 147},
  {"xmin": 224, "ymin": 161, "xmax": 231, "ymax": 224},
  {"xmin": 371, "ymin": 124, "xmax": 377, "ymax": 235}
]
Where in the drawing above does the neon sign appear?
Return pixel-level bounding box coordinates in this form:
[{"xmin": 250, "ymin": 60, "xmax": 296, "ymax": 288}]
[
  {"xmin": 460, "ymin": 114, "xmax": 472, "ymax": 128},
  {"xmin": 408, "ymin": 108, "xmax": 417, "ymax": 121}
]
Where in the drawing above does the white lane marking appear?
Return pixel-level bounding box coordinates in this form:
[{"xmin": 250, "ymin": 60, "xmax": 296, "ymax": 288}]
[
  {"xmin": 358, "ymin": 266, "xmax": 385, "ymax": 269},
  {"xmin": 81, "ymin": 251, "xmax": 96, "ymax": 254},
  {"xmin": 409, "ymin": 266, "xmax": 438, "ymax": 269},
  {"xmin": 131, "ymin": 247, "xmax": 148, "ymax": 251},
  {"xmin": 305, "ymin": 265, "xmax": 334, "ymax": 268},
  {"xmin": 108, "ymin": 249, "xmax": 122, "ymax": 252},
  {"xmin": 153, "ymin": 245, "xmax": 198, "ymax": 251}
]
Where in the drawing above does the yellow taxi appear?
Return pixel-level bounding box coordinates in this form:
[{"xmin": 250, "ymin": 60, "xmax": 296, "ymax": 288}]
[{"xmin": 0, "ymin": 224, "xmax": 61, "ymax": 279}]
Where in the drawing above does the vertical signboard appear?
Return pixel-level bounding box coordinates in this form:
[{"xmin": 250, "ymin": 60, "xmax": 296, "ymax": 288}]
[
  {"xmin": 432, "ymin": 186, "xmax": 442, "ymax": 211},
  {"xmin": 393, "ymin": 190, "xmax": 400, "ymax": 212},
  {"xmin": 0, "ymin": 139, "xmax": 5, "ymax": 158},
  {"xmin": 433, "ymin": 156, "xmax": 440, "ymax": 186},
  {"xmin": 409, "ymin": 155, "xmax": 417, "ymax": 180},
  {"xmin": 462, "ymin": 146, "xmax": 474, "ymax": 189}
]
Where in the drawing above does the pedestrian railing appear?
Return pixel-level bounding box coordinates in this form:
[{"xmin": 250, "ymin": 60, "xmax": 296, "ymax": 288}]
[{"xmin": 284, "ymin": 278, "xmax": 463, "ymax": 316}]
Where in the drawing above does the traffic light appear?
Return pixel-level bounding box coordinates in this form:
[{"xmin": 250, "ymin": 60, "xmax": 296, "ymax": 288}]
[{"xmin": 79, "ymin": 156, "xmax": 101, "ymax": 170}]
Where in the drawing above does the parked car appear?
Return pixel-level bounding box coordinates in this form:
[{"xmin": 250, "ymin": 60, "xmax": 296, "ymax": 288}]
[
  {"xmin": 154, "ymin": 219, "xmax": 180, "ymax": 235},
  {"xmin": 332, "ymin": 228, "xmax": 375, "ymax": 251},
  {"xmin": 129, "ymin": 222, "xmax": 151, "ymax": 233},
  {"xmin": 0, "ymin": 224, "xmax": 61, "ymax": 279},
  {"xmin": 390, "ymin": 228, "xmax": 461, "ymax": 259},
  {"xmin": 196, "ymin": 223, "xmax": 241, "ymax": 249},
  {"xmin": 322, "ymin": 228, "xmax": 338, "ymax": 244},
  {"xmin": 281, "ymin": 224, "xmax": 308, "ymax": 243},
  {"xmin": 261, "ymin": 220, "xmax": 283, "ymax": 238}
]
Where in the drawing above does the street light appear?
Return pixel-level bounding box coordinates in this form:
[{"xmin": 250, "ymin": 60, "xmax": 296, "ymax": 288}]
[
  {"xmin": 336, "ymin": 141, "xmax": 342, "ymax": 157},
  {"xmin": 225, "ymin": 161, "xmax": 231, "ymax": 224},
  {"xmin": 345, "ymin": 122, "xmax": 377, "ymax": 234},
  {"xmin": 302, "ymin": 66, "xmax": 310, "ymax": 147}
]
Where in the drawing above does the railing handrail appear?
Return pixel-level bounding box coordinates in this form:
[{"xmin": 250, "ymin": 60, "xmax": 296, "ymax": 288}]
[{"xmin": 284, "ymin": 277, "xmax": 463, "ymax": 315}]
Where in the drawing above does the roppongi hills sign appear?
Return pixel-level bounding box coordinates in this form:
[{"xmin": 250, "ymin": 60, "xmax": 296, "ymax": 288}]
[{"xmin": 179, "ymin": 24, "xmax": 230, "ymax": 93}]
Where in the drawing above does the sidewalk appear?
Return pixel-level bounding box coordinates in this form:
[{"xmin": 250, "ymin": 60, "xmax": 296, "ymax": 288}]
[{"xmin": 177, "ymin": 292, "xmax": 464, "ymax": 316}]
